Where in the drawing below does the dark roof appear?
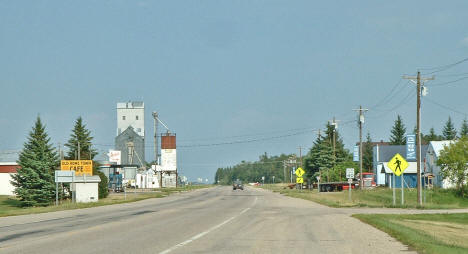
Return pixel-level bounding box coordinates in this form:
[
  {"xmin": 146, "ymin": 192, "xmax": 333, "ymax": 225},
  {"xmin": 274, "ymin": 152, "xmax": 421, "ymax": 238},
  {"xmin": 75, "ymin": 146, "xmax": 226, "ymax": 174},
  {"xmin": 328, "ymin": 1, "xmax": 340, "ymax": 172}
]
[
  {"xmin": 115, "ymin": 126, "xmax": 143, "ymax": 142},
  {"xmin": 374, "ymin": 145, "xmax": 428, "ymax": 162}
]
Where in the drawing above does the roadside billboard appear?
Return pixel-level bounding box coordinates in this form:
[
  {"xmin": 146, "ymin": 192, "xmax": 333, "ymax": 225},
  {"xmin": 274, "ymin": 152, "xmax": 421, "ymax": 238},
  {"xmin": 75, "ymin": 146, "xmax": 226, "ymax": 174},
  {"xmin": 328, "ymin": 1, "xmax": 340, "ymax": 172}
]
[
  {"xmin": 107, "ymin": 150, "xmax": 121, "ymax": 165},
  {"xmin": 60, "ymin": 160, "xmax": 93, "ymax": 176}
]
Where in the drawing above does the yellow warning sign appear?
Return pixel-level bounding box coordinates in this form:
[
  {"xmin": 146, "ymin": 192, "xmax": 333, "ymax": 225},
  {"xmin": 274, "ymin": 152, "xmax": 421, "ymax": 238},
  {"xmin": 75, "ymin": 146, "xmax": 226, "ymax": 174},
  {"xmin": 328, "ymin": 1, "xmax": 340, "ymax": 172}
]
[
  {"xmin": 387, "ymin": 153, "xmax": 408, "ymax": 177},
  {"xmin": 295, "ymin": 167, "xmax": 305, "ymax": 177},
  {"xmin": 60, "ymin": 160, "xmax": 93, "ymax": 176},
  {"xmin": 296, "ymin": 177, "xmax": 304, "ymax": 184}
]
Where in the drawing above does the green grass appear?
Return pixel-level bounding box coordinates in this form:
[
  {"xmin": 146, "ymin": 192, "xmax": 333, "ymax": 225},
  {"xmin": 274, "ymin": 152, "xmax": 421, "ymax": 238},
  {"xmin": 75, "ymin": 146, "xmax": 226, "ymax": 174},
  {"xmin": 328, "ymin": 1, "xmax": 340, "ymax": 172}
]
[
  {"xmin": 354, "ymin": 213, "xmax": 468, "ymax": 254},
  {"xmin": 260, "ymin": 184, "xmax": 468, "ymax": 209},
  {"xmin": 0, "ymin": 185, "xmax": 211, "ymax": 217}
]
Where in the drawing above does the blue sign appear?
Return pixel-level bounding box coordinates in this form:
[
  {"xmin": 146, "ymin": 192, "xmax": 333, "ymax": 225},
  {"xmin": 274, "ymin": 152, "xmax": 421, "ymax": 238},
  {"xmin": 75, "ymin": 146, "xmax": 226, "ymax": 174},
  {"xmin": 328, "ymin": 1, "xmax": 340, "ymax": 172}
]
[
  {"xmin": 406, "ymin": 134, "xmax": 416, "ymax": 160},
  {"xmin": 353, "ymin": 145, "xmax": 359, "ymax": 162}
]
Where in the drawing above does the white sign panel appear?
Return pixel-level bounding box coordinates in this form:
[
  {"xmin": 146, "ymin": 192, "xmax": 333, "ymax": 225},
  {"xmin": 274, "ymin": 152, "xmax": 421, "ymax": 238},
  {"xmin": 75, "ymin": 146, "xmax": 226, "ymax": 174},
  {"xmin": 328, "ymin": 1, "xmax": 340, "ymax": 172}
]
[
  {"xmin": 161, "ymin": 149, "xmax": 177, "ymax": 171},
  {"xmin": 55, "ymin": 170, "xmax": 75, "ymax": 183},
  {"xmin": 107, "ymin": 150, "xmax": 121, "ymax": 165},
  {"xmin": 346, "ymin": 168, "xmax": 355, "ymax": 179}
]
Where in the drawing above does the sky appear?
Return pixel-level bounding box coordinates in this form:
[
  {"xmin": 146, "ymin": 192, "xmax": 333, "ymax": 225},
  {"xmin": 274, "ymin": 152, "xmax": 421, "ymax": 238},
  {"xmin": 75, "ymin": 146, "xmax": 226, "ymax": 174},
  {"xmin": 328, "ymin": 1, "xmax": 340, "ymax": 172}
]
[{"xmin": 1, "ymin": 1, "xmax": 468, "ymax": 182}]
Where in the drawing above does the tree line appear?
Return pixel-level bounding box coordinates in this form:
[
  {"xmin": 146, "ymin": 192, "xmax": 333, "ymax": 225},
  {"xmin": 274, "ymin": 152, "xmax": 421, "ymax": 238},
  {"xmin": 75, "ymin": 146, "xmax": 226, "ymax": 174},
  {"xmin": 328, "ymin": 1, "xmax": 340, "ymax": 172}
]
[
  {"xmin": 214, "ymin": 153, "xmax": 294, "ymax": 184},
  {"xmin": 11, "ymin": 116, "xmax": 108, "ymax": 207},
  {"xmin": 214, "ymin": 114, "xmax": 468, "ymax": 187},
  {"xmin": 389, "ymin": 115, "xmax": 468, "ymax": 145}
]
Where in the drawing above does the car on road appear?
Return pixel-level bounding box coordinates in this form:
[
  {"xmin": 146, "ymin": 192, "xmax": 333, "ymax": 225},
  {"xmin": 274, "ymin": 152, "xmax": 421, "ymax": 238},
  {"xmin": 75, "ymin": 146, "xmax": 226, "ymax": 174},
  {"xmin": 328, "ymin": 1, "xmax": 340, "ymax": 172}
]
[{"xmin": 233, "ymin": 180, "xmax": 244, "ymax": 190}]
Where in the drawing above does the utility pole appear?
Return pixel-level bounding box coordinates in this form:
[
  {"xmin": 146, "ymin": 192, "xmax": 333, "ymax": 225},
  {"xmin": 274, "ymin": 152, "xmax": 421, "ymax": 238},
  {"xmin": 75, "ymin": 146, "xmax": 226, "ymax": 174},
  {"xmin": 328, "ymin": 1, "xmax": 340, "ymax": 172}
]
[
  {"xmin": 329, "ymin": 117, "xmax": 340, "ymax": 163},
  {"xmin": 298, "ymin": 146, "xmax": 303, "ymax": 167},
  {"xmin": 77, "ymin": 141, "xmax": 81, "ymax": 160},
  {"xmin": 155, "ymin": 113, "xmax": 159, "ymax": 163},
  {"xmin": 58, "ymin": 143, "xmax": 63, "ymax": 160},
  {"xmin": 403, "ymin": 72, "xmax": 434, "ymax": 206},
  {"xmin": 283, "ymin": 160, "xmax": 286, "ymax": 183},
  {"xmin": 353, "ymin": 106, "xmax": 368, "ymax": 189}
]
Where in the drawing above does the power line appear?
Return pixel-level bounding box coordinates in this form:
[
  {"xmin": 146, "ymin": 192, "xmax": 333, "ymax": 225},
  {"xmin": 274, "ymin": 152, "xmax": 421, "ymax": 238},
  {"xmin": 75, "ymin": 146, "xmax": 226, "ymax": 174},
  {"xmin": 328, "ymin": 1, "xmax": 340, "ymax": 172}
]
[
  {"xmin": 368, "ymin": 79, "xmax": 407, "ymax": 110},
  {"xmin": 419, "ymin": 56, "xmax": 468, "ymax": 74},
  {"xmin": 91, "ymin": 129, "xmax": 316, "ymax": 149},
  {"xmin": 366, "ymin": 89, "xmax": 416, "ymax": 119},
  {"xmin": 178, "ymin": 129, "xmax": 316, "ymax": 148},
  {"xmin": 437, "ymin": 72, "xmax": 468, "ymax": 77},
  {"xmin": 427, "ymin": 75, "xmax": 468, "ymax": 87},
  {"xmin": 424, "ymin": 97, "xmax": 467, "ymax": 117},
  {"xmin": 176, "ymin": 126, "xmax": 318, "ymax": 143}
]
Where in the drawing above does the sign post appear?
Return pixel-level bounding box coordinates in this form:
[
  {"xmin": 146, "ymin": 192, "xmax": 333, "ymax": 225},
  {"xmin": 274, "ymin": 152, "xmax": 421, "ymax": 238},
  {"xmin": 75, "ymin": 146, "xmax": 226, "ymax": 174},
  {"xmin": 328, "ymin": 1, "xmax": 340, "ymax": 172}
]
[
  {"xmin": 346, "ymin": 168, "xmax": 354, "ymax": 202},
  {"xmin": 316, "ymin": 176, "xmax": 321, "ymax": 193},
  {"xmin": 295, "ymin": 167, "xmax": 305, "ymax": 189},
  {"xmin": 401, "ymin": 172, "xmax": 404, "ymax": 205},
  {"xmin": 406, "ymin": 134, "xmax": 416, "ymax": 205},
  {"xmin": 387, "ymin": 153, "xmax": 409, "ymax": 206},
  {"xmin": 55, "ymin": 170, "xmax": 76, "ymax": 205}
]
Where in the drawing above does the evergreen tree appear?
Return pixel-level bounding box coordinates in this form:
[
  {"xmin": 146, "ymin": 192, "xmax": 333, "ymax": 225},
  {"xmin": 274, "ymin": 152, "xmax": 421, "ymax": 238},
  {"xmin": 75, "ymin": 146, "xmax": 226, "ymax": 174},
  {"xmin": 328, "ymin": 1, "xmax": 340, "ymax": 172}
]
[
  {"xmin": 323, "ymin": 122, "xmax": 351, "ymax": 163},
  {"xmin": 442, "ymin": 116, "xmax": 457, "ymax": 140},
  {"xmin": 64, "ymin": 117, "xmax": 97, "ymax": 160},
  {"xmin": 65, "ymin": 117, "xmax": 108, "ymax": 198},
  {"xmin": 424, "ymin": 127, "xmax": 441, "ymax": 142},
  {"xmin": 363, "ymin": 132, "xmax": 373, "ymax": 172},
  {"xmin": 389, "ymin": 115, "xmax": 406, "ymax": 145},
  {"xmin": 305, "ymin": 138, "xmax": 334, "ymax": 181},
  {"xmin": 460, "ymin": 118, "xmax": 468, "ymax": 138},
  {"xmin": 10, "ymin": 116, "xmax": 58, "ymax": 207},
  {"xmin": 413, "ymin": 126, "xmax": 429, "ymax": 144}
]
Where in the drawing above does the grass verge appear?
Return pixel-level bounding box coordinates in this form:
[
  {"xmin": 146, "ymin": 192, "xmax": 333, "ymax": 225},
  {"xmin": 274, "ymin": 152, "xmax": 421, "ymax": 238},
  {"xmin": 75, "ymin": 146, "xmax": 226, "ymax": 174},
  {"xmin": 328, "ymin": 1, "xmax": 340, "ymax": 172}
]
[
  {"xmin": 260, "ymin": 184, "xmax": 468, "ymax": 209},
  {"xmin": 0, "ymin": 185, "xmax": 212, "ymax": 217},
  {"xmin": 353, "ymin": 213, "xmax": 468, "ymax": 254}
]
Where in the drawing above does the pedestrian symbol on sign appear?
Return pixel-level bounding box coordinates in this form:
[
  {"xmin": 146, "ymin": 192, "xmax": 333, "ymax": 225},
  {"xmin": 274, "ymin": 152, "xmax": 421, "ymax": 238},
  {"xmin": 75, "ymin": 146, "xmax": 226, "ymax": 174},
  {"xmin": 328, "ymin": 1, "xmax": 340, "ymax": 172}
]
[
  {"xmin": 394, "ymin": 157, "xmax": 402, "ymax": 174},
  {"xmin": 388, "ymin": 153, "xmax": 408, "ymax": 176}
]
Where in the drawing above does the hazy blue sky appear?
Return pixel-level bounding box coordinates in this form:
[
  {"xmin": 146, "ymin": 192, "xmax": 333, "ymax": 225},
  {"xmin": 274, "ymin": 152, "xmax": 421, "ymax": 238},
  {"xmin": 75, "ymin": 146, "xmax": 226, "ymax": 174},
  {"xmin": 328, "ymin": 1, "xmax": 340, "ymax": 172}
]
[{"xmin": 1, "ymin": 1, "xmax": 468, "ymax": 181}]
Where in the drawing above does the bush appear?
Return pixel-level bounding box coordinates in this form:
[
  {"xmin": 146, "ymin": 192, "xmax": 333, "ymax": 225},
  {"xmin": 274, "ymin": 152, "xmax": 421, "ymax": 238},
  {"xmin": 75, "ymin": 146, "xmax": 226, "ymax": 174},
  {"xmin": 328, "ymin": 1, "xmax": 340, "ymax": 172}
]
[{"xmin": 96, "ymin": 171, "xmax": 109, "ymax": 199}]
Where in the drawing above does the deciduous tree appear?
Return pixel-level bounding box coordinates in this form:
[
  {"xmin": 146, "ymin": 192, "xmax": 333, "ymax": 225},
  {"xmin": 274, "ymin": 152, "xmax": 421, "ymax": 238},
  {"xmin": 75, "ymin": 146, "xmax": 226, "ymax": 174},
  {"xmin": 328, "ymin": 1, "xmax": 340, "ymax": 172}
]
[{"xmin": 437, "ymin": 137, "xmax": 468, "ymax": 197}]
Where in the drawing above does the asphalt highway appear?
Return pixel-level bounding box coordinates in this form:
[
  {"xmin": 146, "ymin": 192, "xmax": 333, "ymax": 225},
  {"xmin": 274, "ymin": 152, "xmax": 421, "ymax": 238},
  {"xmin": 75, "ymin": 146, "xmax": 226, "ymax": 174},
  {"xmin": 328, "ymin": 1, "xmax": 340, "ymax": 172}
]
[{"xmin": 0, "ymin": 186, "xmax": 416, "ymax": 254}]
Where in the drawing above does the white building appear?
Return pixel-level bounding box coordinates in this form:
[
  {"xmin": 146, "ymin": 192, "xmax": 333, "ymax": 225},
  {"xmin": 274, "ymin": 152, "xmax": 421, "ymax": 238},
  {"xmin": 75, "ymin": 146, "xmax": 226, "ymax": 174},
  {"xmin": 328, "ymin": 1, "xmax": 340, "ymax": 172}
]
[
  {"xmin": 425, "ymin": 141, "xmax": 455, "ymax": 189},
  {"xmin": 72, "ymin": 175, "xmax": 101, "ymax": 203},
  {"xmin": 0, "ymin": 151, "xmax": 20, "ymax": 196},
  {"xmin": 116, "ymin": 101, "xmax": 145, "ymax": 137}
]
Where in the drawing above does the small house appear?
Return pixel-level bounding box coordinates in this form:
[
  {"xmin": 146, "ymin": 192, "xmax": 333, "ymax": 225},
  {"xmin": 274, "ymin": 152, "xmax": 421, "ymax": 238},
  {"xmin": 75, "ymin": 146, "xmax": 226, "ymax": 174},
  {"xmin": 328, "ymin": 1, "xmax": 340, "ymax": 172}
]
[
  {"xmin": 72, "ymin": 175, "xmax": 101, "ymax": 203},
  {"xmin": 0, "ymin": 150, "xmax": 20, "ymax": 196},
  {"xmin": 373, "ymin": 144, "xmax": 428, "ymax": 188},
  {"xmin": 425, "ymin": 141, "xmax": 455, "ymax": 189}
]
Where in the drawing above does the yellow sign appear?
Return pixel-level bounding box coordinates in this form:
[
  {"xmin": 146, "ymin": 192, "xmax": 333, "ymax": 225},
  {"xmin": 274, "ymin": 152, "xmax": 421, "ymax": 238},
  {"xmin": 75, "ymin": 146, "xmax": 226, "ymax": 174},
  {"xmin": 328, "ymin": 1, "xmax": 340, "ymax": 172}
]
[
  {"xmin": 387, "ymin": 153, "xmax": 408, "ymax": 176},
  {"xmin": 296, "ymin": 177, "xmax": 304, "ymax": 184},
  {"xmin": 60, "ymin": 160, "xmax": 93, "ymax": 176},
  {"xmin": 295, "ymin": 167, "xmax": 305, "ymax": 177}
]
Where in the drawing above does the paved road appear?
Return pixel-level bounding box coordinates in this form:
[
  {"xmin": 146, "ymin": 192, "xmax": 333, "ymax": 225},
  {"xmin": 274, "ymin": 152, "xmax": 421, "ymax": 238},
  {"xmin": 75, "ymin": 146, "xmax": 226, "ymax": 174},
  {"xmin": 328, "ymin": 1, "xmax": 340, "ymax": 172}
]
[{"xmin": 0, "ymin": 186, "xmax": 419, "ymax": 254}]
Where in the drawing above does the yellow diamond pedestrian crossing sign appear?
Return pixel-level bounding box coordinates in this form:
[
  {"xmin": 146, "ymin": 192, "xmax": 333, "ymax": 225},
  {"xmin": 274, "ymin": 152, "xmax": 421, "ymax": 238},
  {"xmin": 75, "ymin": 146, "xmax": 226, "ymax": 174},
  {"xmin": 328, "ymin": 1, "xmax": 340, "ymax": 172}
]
[
  {"xmin": 388, "ymin": 153, "xmax": 408, "ymax": 176},
  {"xmin": 295, "ymin": 167, "xmax": 305, "ymax": 177}
]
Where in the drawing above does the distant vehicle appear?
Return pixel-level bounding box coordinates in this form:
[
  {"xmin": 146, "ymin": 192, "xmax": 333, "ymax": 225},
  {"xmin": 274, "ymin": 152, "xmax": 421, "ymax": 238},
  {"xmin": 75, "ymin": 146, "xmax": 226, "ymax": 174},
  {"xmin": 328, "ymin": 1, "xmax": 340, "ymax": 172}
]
[
  {"xmin": 233, "ymin": 180, "xmax": 244, "ymax": 190},
  {"xmin": 314, "ymin": 172, "xmax": 376, "ymax": 192},
  {"xmin": 355, "ymin": 172, "xmax": 377, "ymax": 189}
]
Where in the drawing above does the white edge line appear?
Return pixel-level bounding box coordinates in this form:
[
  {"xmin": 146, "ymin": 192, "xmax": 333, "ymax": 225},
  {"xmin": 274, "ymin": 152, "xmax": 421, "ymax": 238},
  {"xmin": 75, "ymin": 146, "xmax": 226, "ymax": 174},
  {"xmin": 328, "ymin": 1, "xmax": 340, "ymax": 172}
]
[{"xmin": 159, "ymin": 197, "xmax": 257, "ymax": 254}]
